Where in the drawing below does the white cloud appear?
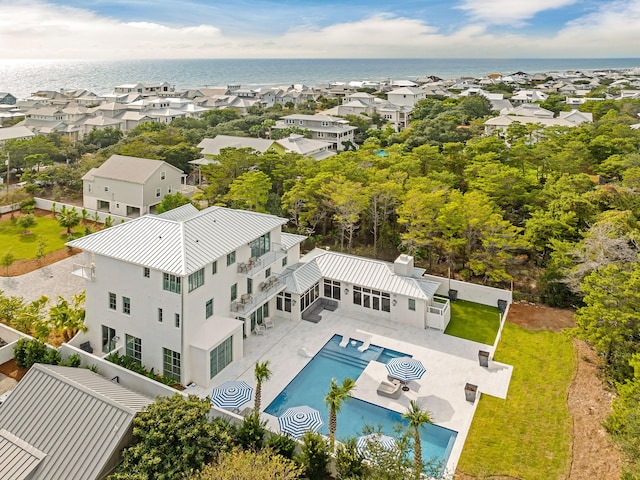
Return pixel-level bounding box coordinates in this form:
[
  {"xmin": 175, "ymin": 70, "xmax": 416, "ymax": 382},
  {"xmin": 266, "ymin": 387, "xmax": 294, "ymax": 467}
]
[
  {"xmin": 0, "ymin": 0, "xmax": 639, "ymax": 59},
  {"xmin": 456, "ymin": 0, "xmax": 578, "ymax": 25}
]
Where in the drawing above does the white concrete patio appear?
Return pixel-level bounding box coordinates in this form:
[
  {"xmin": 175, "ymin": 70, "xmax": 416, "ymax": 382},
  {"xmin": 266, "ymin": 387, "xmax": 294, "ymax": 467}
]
[{"xmin": 184, "ymin": 307, "xmax": 513, "ymax": 474}]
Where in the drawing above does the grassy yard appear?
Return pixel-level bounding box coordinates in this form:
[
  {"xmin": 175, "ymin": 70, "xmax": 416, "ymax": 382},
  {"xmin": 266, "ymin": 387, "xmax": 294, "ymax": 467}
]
[
  {"xmin": 444, "ymin": 299, "xmax": 501, "ymax": 345},
  {"xmin": 457, "ymin": 322, "xmax": 576, "ymax": 480},
  {"xmin": 0, "ymin": 215, "xmax": 82, "ymax": 261}
]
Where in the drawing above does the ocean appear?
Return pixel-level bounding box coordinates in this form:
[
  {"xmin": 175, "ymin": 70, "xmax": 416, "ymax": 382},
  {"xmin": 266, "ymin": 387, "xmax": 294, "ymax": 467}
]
[{"xmin": 1, "ymin": 58, "xmax": 639, "ymax": 100}]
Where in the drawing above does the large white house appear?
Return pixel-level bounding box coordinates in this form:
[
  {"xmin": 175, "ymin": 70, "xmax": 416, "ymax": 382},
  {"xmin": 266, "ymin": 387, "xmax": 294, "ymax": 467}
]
[
  {"xmin": 273, "ymin": 114, "xmax": 357, "ymax": 151},
  {"xmin": 82, "ymin": 155, "xmax": 187, "ymax": 217},
  {"xmin": 67, "ymin": 205, "xmax": 452, "ymax": 388}
]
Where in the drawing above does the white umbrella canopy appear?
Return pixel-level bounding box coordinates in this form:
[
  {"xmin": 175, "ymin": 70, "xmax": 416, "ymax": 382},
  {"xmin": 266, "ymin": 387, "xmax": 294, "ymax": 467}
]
[
  {"xmin": 210, "ymin": 380, "xmax": 253, "ymax": 410},
  {"xmin": 356, "ymin": 433, "xmax": 397, "ymax": 454},
  {"xmin": 385, "ymin": 357, "xmax": 426, "ymax": 382},
  {"xmin": 278, "ymin": 405, "xmax": 324, "ymax": 438}
]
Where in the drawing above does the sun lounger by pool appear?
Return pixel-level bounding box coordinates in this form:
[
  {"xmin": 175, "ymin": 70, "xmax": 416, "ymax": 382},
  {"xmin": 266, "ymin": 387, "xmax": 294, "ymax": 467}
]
[
  {"xmin": 339, "ymin": 335, "xmax": 350, "ymax": 348},
  {"xmin": 358, "ymin": 338, "xmax": 371, "ymax": 352},
  {"xmin": 376, "ymin": 379, "xmax": 401, "ymax": 399}
]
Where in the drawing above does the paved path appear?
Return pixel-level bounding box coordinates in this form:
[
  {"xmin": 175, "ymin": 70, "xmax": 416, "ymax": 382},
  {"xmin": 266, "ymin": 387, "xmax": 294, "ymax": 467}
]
[{"xmin": 0, "ymin": 254, "xmax": 85, "ymax": 303}]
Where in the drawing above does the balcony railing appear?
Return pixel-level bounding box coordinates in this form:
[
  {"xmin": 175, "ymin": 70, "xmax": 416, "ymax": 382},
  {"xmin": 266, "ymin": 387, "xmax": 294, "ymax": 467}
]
[
  {"xmin": 71, "ymin": 263, "xmax": 95, "ymax": 280},
  {"xmin": 230, "ymin": 276, "xmax": 284, "ymax": 314},
  {"xmin": 237, "ymin": 243, "xmax": 286, "ymax": 277}
]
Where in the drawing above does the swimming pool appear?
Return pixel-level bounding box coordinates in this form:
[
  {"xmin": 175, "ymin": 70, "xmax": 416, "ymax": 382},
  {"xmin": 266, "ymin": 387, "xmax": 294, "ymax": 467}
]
[{"xmin": 265, "ymin": 334, "xmax": 457, "ymax": 467}]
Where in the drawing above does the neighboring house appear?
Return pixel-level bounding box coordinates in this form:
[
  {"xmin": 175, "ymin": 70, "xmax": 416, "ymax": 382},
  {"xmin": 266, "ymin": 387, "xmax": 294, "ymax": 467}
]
[
  {"xmin": 0, "ymin": 92, "xmax": 17, "ymax": 105},
  {"xmin": 376, "ymin": 103, "xmax": 412, "ymax": 131},
  {"xmin": 114, "ymin": 82, "xmax": 174, "ymax": 96},
  {"xmin": 386, "ymin": 87, "xmax": 425, "ymax": 108},
  {"xmin": 0, "ymin": 364, "xmax": 154, "ymax": 480},
  {"xmin": 67, "ymin": 204, "xmax": 306, "ymax": 387},
  {"xmin": 274, "ymin": 114, "xmax": 357, "ymax": 151},
  {"xmin": 82, "ymin": 155, "xmax": 186, "ymax": 217},
  {"xmin": 558, "ymin": 110, "xmax": 593, "ymax": 125},
  {"xmin": 509, "ymin": 89, "xmax": 549, "ymax": 105},
  {"xmin": 484, "ymin": 115, "xmax": 578, "ymax": 136},
  {"xmin": 0, "ymin": 125, "xmax": 35, "ymax": 146},
  {"xmin": 197, "ymin": 134, "xmax": 335, "ymax": 161},
  {"xmin": 274, "ymin": 134, "xmax": 336, "ymax": 160},
  {"xmin": 66, "ymin": 204, "xmax": 454, "ymax": 388},
  {"xmin": 499, "ymin": 103, "xmax": 555, "ymax": 118}
]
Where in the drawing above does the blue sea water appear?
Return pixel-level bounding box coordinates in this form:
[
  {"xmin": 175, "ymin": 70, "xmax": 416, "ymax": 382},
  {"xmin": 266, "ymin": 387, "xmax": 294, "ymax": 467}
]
[{"xmin": 1, "ymin": 57, "xmax": 640, "ymax": 100}]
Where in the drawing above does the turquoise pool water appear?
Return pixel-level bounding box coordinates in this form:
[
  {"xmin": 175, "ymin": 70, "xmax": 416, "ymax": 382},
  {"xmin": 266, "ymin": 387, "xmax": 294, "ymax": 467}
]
[{"xmin": 265, "ymin": 334, "xmax": 457, "ymax": 467}]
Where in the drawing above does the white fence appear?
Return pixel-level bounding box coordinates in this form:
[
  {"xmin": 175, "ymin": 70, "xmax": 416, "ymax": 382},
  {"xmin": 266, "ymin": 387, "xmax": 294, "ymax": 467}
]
[
  {"xmin": 59, "ymin": 343, "xmax": 181, "ymax": 399},
  {"xmin": 423, "ymin": 274, "xmax": 512, "ymax": 307},
  {"xmin": 33, "ymin": 197, "xmax": 130, "ymax": 225},
  {"xmin": 0, "ymin": 323, "xmax": 32, "ymax": 365}
]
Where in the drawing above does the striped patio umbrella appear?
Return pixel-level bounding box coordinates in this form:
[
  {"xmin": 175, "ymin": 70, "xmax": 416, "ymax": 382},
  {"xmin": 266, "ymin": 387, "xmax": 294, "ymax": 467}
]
[
  {"xmin": 385, "ymin": 357, "xmax": 426, "ymax": 383},
  {"xmin": 356, "ymin": 433, "xmax": 397, "ymax": 454},
  {"xmin": 210, "ymin": 380, "xmax": 253, "ymax": 410},
  {"xmin": 278, "ymin": 406, "xmax": 324, "ymax": 438}
]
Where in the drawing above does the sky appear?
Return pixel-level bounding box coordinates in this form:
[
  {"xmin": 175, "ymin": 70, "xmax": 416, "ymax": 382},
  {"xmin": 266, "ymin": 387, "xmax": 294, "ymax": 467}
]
[{"xmin": 0, "ymin": 0, "xmax": 639, "ymax": 59}]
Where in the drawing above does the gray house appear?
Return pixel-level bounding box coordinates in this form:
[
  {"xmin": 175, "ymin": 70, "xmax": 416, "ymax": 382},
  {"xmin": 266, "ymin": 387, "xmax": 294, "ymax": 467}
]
[
  {"xmin": 0, "ymin": 364, "xmax": 154, "ymax": 480},
  {"xmin": 0, "ymin": 93, "xmax": 17, "ymax": 105},
  {"xmin": 82, "ymin": 155, "xmax": 187, "ymax": 217}
]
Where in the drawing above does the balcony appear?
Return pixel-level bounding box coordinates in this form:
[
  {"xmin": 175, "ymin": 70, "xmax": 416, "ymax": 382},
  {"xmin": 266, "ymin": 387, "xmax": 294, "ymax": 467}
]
[
  {"xmin": 230, "ymin": 276, "xmax": 285, "ymax": 314},
  {"xmin": 237, "ymin": 243, "xmax": 286, "ymax": 277},
  {"xmin": 71, "ymin": 263, "xmax": 95, "ymax": 280}
]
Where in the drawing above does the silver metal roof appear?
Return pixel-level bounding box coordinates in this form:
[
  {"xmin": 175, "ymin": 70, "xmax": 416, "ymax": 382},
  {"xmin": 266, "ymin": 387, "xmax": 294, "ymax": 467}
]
[
  {"xmin": 0, "ymin": 429, "xmax": 46, "ymax": 480},
  {"xmin": 0, "ymin": 364, "xmax": 154, "ymax": 480},
  {"xmin": 81, "ymin": 154, "xmax": 183, "ymax": 183},
  {"xmin": 68, "ymin": 206, "xmax": 289, "ymax": 276},
  {"xmin": 156, "ymin": 203, "xmax": 199, "ymax": 221},
  {"xmin": 282, "ymin": 250, "xmax": 440, "ymax": 298},
  {"xmin": 280, "ymin": 232, "xmax": 307, "ymax": 251}
]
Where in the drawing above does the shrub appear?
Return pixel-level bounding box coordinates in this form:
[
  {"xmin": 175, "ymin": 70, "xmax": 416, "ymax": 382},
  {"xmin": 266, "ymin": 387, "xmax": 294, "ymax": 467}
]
[
  {"xmin": 236, "ymin": 410, "xmax": 267, "ymax": 451},
  {"xmin": 19, "ymin": 197, "xmax": 35, "ymax": 213},
  {"xmin": 14, "ymin": 338, "xmax": 61, "ymax": 368},
  {"xmin": 266, "ymin": 432, "xmax": 298, "ymax": 460},
  {"xmin": 297, "ymin": 431, "xmax": 330, "ymax": 480},
  {"xmin": 335, "ymin": 437, "xmax": 366, "ymax": 479}
]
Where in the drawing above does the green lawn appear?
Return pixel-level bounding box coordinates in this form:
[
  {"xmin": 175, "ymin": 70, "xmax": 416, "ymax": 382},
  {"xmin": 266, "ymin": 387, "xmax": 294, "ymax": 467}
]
[
  {"xmin": 457, "ymin": 322, "xmax": 575, "ymax": 479},
  {"xmin": 0, "ymin": 215, "xmax": 82, "ymax": 260},
  {"xmin": 444, "ymin": 299, "xmax": 501, "ymax": 345}
]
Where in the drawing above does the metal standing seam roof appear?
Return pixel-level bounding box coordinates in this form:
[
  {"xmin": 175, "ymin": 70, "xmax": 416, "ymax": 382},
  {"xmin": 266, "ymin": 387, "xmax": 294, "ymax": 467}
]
[
  {"xmin": 282, "ymin": 250, "xmax": 440, "ymax": 298},
  {"xmin": 0, "ymin": 429, "xmax": 46, "ymax": 480},
  {"xmin": 67, "ymin": 206, "xmax": 289, "ymax": 276},
  {"xmin": 280, "ymin": 232, "xmax": 307, "ymax": 251},
  {"xmin": 80, "ymin": 154, "xmax": 182, "ymax": 184},
  {"xmin": 0, "ymin": 364, "xmax": 154, "ymax": 480}
]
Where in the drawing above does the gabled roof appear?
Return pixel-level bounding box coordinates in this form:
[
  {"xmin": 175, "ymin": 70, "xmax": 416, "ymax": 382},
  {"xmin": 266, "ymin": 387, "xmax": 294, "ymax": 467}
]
[
  {"xmin": 0, "ymin": 126, "xmax": 35, "ymax": 142},
  {"xmin": 388, "ymin": 87, "xmax": 424, "ymax": 95},
  {"xmin": 81, "ymin": 155, "xmax": 183, "ymax": 183},
  {"xmin": 197, "ymin": 135, "xmax": 275, "ymax": 155},
  {"xmin": 67, "ymin": 206, "xmax": 289, "ymax": 275},
  {"xmin": 281, "ymin": 249, "xmax": 439, "ymax": 299},
  {"xmin": 0, "ymin": 364, "xmax": 153, "ymax": 480}
]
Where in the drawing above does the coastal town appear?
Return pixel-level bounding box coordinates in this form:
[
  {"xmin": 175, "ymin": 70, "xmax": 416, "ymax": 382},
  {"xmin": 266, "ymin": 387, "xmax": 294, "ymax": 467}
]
[{"xmin": 0, "ymin": 64, "xmax": 639, "ymax": 480}]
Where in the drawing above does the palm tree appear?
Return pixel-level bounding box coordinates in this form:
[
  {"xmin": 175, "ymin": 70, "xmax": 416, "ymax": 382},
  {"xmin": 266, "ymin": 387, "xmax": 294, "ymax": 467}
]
[
  {"xmin": 254, "ymin": 360, "xmax": 272, "ymax": 412},
  {"xmin": 48, "ymin": 291, "xmax": 87, "ymax": 342},
  {"xmin": 325, "ymin": 377, "xmax": 356, "ymax": 451},
  {"xmin": 402, "ymin": 400, "xmax": 433, "ymax": 480}
]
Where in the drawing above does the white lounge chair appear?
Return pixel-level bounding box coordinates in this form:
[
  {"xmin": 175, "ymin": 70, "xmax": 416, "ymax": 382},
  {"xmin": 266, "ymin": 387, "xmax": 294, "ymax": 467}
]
[
  {"xmin": 377, "ymin": 379, "xmax": 401, "ymax": 399},
  {"xmin": 264, "ymin": 317, "xmax": 274, "ymax": 329},
  {"xmin": 298, "ymin": 346, "xmax": 313, "ymax": 357},
  {"xmin": 254, "ymin": 324, "xmax": 266, "ymax": 335},
  {"xmin": 339, "ymin": 335, "xmax": 350, "ymax": 348},
  {"xmin": 358, "ymin": 338, "xmax": 371, "ymax": 352}
]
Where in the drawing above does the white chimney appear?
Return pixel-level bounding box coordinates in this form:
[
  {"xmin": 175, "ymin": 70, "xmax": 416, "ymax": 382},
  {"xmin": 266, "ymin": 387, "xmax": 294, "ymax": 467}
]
[{"xmin": 394, "ymin": 254, "xmax": 414, "ymax": 276}]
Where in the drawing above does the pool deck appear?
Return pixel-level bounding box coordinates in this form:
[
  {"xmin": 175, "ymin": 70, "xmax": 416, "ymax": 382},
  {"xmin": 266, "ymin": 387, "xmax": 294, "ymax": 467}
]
[{"xmin": 184, "ymin": 308, "xmax": 513, "ymax": 474}]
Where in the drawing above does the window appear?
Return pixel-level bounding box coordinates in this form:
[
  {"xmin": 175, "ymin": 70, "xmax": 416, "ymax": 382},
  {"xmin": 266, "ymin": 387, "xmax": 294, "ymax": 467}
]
[
  {"xmin": 188, "ymin": 268, "xmax": 205, "ymax": 292},
  {"xmin": 104, "ymin": 186, "xmax": 109, "ymax": 192},
  {"xmin": 353, "ymin": 286, "xmax": 391, "ymax": 313},
  {"xmin": 125, "ymin": 334, "xmax": 142, "ymax": 363},
  {"xmin": 265, "ymin": 267, "xmax": 271, "ymax": 279},
  {"xmin": 276, "ymin": 292, "xmax": 292, "ymax": 312},
  {"xmin": 317, "ymin": 132, "xmax": 324, "ymax": 138},
  {"xmin": 163, "ymin": 273, "xmax": 181, "ymax": 293},
  {"xmin": 210, "ymin": 337, "xmax": 233, "ymax": 379},
  {"xmin": 175, "ymin": 313, "xmax": 180, "ymax": 328},
  {"xmin": 168, "ymin": 185, "xmax": 172, "ymax": 193},
  {"xmin": 300, "ymin": 282, "xmax": 320, "ymax": 312},
  {"xmin": 227, "ymin": 251, "xmax": 236, "ymax": 266},
  {"xmin": 88, "ymin": 184, "xmax": 92, "ymax": 192},
  {"xmin": 212, "ymin": 261, "xmax": 217, "ymax": 275},
  {"xmin": 158, "ymin": 308, "xmax": 163, "ymax": 323},
  {"xmin": 249, "ymin": 232, "xmax": 270, "ymax": 258},
  {"xmin": 230, "ymin": 283, "xmax": 237, "ymax": 302},
  {"xmin": 324, "ymin": 279, "xmax": 341, "ymax": 300},
  {"xmin": 155, "ymin": 188, "xmax": 161, "ymax": 198},
  {"xmin": 247, "ymin": 278, "xmax": 253, "ymax": 295},
  {"xmin": 108, "ymin": 292, "xmax": 116, "ymax": 310},
  {"xmin": 143, "ymin": 267, "xmax": 150, "ymax": 278},
  {"xmin": 160, "ymin": 171, "xmax": 166, "ymax": 180},
  {"xmin": 163, "ymin": 348, "xmax": 181, "ymax": 382},
  {"xmin": 122, "ymin": 296, "xmax": 130, "ymax": 315},
  {"xmin": 408, "ymin": 298, "xmax": 416, "ymax": 311},
  {"xmin": 101, "ymin": 325, "xmax": 116, "ymax": 353},
  {"xmin": 205, "ymin": 299, "xmax": 213, "ymax": 318},
  {"xmin": 282, "ymin": 257, "xmax": 288, "ymax": 267}
]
